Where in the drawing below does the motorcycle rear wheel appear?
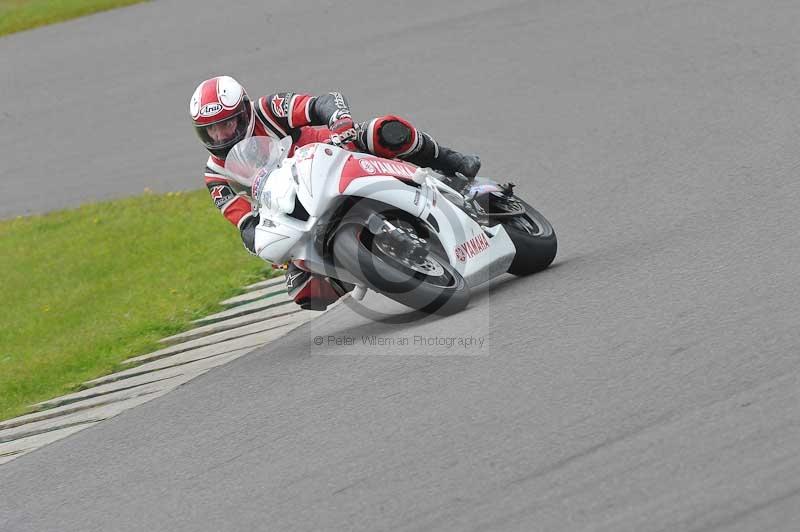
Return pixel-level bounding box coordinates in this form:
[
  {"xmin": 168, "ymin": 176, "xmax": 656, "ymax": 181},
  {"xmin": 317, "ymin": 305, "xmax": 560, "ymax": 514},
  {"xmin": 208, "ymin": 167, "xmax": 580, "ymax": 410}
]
[{"xmin": 481, "ymin": 193, "xmax": 557, "ymax": 275}]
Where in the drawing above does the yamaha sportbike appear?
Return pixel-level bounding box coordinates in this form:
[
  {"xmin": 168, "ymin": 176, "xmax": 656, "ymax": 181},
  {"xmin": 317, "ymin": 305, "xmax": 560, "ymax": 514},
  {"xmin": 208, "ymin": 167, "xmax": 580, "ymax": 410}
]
[{"xmin": 224, "ymin": 136, "xmax": 556, "ymax": 315}]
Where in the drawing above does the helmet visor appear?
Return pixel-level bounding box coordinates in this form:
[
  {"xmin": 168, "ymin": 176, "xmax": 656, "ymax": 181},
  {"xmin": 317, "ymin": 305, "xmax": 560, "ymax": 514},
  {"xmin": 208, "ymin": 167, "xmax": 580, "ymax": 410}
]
[{"xmin": 194, "ymin": 110, "xmax": 249, "ymax": 153}]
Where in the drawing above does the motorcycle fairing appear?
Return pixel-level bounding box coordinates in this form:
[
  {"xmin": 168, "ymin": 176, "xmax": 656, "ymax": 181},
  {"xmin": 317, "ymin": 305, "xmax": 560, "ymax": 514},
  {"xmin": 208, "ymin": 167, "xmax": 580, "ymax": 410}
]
[{"xmin": 254, "ymin": 142, "xmax": 517, "ymax": 287}]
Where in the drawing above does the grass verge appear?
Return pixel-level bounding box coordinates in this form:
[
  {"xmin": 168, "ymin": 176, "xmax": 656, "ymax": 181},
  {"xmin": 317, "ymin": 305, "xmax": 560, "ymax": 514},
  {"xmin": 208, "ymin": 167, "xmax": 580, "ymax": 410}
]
[
  {"xmin": 0, "ymin": 189, "xmax": 277, "ymax": 421},
  {"xmin": 0, "ymin": 0, "xmax": 146, "ymax": 37}
]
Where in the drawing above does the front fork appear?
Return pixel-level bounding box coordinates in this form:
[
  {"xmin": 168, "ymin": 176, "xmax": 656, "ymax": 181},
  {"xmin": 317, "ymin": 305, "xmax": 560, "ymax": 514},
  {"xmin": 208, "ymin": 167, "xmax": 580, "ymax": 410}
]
[
  {"xmin": 364, "ymin": 212, "xmax": 429, "ymax": 263},
  {"xmin": 320, "ymin": 210, "xmax": 432, "ymax": 302}
]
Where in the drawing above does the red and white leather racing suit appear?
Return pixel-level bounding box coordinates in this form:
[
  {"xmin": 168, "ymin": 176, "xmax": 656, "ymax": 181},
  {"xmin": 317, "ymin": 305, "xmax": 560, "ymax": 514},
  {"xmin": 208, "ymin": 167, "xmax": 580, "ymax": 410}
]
[
  {"xmin": 203, "ymin": 90, "xmax": 480, "ymax": 310},
  {"xmin": 203, "ymin": 91, "xmax": 430, "ymax": 310}
]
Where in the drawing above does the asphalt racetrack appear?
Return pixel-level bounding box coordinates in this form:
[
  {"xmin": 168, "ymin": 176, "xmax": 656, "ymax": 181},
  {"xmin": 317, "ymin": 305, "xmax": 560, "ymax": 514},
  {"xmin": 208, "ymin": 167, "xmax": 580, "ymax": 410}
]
[{"xmin": 3, "ymin": 1, "xmax": 800, "ymax": 530}]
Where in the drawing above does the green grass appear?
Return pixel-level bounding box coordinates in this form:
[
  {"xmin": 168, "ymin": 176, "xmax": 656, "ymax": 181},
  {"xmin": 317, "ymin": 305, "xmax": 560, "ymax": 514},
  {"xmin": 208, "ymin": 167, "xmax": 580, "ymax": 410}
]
[
  {"xmin": 0, "ymin": 189, "xmax": 278, "ymax": 421},
  {"xmin": 0, "ymin": 0, "xmax": 146, "ymax": 37}
]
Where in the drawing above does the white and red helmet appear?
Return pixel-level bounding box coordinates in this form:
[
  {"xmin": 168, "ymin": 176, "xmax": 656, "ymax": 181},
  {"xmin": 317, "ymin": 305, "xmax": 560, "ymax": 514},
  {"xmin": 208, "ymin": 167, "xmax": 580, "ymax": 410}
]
[{"xmin": 189, "ymin": 76, "xmax": 254, "ymax": 158}]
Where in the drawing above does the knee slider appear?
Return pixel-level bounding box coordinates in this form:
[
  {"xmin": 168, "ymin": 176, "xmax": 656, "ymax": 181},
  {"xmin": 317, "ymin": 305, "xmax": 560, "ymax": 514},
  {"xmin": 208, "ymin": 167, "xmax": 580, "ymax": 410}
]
[{"xmin": 377, "ymin": 119, "xmax": 412, "ymax": 148}]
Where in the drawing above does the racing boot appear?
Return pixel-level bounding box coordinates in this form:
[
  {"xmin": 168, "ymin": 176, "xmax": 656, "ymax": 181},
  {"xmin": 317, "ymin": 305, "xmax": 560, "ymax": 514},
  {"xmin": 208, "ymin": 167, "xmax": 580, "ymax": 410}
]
[
  {"xmin": 286, "ymin": 262, "xmax": 353, "ymax": 311},
  {"xmin": 404, "ymin": 130, "xmax": 481, "ymax": 180}
]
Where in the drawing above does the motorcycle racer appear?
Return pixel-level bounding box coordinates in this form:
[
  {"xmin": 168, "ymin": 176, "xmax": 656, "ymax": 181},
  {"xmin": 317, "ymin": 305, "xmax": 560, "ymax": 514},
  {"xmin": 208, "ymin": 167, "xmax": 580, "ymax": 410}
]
[{"xmin": 190, "ymin": 75, "xmax": 480, "ymax": 310}]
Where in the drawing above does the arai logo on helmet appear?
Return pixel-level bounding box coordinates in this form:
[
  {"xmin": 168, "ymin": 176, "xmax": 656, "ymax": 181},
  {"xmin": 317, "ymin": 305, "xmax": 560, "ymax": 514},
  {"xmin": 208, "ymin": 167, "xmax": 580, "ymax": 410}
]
[{"xmin": 199, "ymin": 103, "xmax": 223, "ymax": 117}]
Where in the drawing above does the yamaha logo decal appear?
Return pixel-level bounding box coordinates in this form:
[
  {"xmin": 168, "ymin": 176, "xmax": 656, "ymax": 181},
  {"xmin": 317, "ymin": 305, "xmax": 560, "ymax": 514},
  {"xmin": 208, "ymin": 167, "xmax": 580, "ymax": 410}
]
[{"xmin": 359, "ymin": 159, "xmax": 377, "ymax": 174}]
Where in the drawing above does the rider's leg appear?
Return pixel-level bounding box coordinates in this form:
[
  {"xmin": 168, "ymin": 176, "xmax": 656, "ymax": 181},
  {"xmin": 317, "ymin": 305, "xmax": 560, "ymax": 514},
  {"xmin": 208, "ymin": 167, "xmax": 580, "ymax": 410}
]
[
  {"xmin": 357, "ymin": 115, "xmax": 481, "ymax": 178},
  {"xmin": 286, "ymin": 262, "xmax": 352, "ymax": 311}
]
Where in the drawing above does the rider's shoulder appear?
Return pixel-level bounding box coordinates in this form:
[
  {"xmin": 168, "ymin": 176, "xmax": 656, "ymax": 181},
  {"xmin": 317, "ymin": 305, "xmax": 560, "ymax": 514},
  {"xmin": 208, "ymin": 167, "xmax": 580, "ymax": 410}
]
[{"xmin": 205, "ymin": 154, "xmax": 227, "ymax": 174}]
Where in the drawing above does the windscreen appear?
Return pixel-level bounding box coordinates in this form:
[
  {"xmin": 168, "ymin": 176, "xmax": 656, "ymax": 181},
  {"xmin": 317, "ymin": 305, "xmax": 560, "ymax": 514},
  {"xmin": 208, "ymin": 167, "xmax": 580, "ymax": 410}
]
[{"xmin": 224, "ymin": 135, "xmax": 293, "ymax": 188}]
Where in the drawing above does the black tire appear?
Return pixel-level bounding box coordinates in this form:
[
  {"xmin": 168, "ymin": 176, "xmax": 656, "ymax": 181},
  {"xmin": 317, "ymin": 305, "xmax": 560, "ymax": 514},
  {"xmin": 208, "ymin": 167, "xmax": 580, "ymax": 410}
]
[
  {"xmin": 485, "ymin": 194, "xmax": 557, "ymax": 276},
  {"xmin": 332, "ymin": 223, "xmax": 471, "ymax": 315}
]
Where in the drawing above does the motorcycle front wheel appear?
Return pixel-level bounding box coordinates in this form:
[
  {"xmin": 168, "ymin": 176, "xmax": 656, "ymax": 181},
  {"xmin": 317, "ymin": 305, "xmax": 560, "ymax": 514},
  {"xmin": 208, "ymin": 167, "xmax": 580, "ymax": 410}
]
[{"xmin": 332, "ymin": 223, "xmax": 470, "ymax": 315}]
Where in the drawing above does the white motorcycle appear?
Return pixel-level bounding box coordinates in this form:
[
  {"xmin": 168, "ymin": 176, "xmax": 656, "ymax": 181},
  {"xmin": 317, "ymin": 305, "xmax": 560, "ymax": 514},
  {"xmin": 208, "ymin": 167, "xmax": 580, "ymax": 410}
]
[{"xmin": 224, "ymin": 136, "xmax": 556, "ymax": 315}]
